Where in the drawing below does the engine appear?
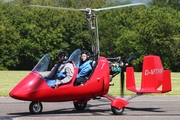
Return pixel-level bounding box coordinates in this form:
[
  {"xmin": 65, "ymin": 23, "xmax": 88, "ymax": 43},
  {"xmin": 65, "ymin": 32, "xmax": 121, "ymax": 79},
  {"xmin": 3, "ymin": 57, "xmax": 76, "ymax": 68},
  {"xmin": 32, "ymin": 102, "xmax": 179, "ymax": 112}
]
[{"xmin": 107, "ymin": 57, "xmax": 124, "ymax": 75}]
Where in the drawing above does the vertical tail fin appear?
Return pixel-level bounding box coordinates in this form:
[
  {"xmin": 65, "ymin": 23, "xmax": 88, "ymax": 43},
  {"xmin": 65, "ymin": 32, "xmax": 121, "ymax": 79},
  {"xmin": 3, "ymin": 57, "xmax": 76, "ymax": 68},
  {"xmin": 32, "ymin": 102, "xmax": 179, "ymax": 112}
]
[{"xmin": 141, "ymin": 56, "xmax": 163, "ymax": 91}]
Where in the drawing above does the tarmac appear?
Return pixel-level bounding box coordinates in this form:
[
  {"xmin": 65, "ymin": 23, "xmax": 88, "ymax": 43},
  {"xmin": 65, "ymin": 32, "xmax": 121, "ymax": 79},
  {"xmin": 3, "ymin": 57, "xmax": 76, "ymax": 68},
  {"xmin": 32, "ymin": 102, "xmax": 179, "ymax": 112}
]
[{"xmin": 0, "ymin": 95, "xmax": 180, "ymax": 120}]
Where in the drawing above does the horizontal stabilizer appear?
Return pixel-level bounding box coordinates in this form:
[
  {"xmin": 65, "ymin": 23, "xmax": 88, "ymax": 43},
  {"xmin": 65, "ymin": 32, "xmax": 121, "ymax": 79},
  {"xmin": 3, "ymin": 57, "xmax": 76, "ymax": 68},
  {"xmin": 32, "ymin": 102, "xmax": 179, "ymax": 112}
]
[{"xmin": 126, "ymin": 55, "xmax": 172, "ymax": 93}]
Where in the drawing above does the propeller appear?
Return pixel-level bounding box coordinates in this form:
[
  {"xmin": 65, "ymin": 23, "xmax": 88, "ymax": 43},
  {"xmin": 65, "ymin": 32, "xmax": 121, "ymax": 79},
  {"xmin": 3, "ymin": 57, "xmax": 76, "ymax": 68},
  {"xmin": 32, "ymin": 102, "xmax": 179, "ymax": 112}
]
[
  {"xmin": 120, "ymin": 52, "xmax": 140, "ymax": 97},
  {"xmin": 120, "ymin": 67, "xmax": 125, "ymax": 97}
]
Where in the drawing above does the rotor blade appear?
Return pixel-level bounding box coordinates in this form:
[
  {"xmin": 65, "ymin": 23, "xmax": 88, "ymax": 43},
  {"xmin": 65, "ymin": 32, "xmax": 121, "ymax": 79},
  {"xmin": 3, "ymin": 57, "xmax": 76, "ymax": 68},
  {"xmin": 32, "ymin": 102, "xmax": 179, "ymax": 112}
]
[
  {"xmin": 120, "ymin": 70, "xmax": 125, "ymax": 98},
  {"xmin": 28, "ymin": 5, "xmax": 81, "ymax": 11},
  {"xmin": 92, "ymin": 3, "xmax": 146, "ymax": 12}
]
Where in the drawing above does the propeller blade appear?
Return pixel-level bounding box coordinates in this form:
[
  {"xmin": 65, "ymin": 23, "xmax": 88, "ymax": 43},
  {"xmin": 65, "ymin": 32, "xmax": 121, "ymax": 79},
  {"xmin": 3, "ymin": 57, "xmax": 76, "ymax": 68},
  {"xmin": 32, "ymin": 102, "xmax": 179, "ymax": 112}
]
[
  {"xmin": 126, "ymin": 52, "xmax": 140, "ymax": 63},
  {"xmin": 28, "ymin": 5, "xmax": 81, "ymax": 11},
  {"xmin": 120, "ymin": 69, "xmax": 125, "ymax": 98},
  {"xmin": 92, "ymin": 3, "xmax": 146, "ymax": 12}
]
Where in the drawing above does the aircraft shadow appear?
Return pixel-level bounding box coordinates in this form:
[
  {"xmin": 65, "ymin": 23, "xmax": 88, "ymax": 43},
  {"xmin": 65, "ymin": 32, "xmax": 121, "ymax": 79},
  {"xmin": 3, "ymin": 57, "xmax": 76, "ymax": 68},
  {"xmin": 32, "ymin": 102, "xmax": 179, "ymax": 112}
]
[
  {"xmin": 125, "ymin": 106, "xmax": 164, "ymax": 112},
  {"xmin": 124, "ymin": 107, "xmax": 180, "ymax": 116}
]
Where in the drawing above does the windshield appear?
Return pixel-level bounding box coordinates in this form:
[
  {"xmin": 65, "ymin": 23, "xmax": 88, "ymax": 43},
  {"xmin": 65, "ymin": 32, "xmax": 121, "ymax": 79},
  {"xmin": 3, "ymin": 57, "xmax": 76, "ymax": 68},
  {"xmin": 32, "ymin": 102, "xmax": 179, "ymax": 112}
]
[
  {"xmin": 68, "ymin": 48, "xmax": 81, "ymax": 66},
  {"xmin": 32, "ymin": 49, "xmax": 81, "ymax": 73},
  {"xmin": 32, "ymin": 53, "xmax": 50, "ymax": 72}
]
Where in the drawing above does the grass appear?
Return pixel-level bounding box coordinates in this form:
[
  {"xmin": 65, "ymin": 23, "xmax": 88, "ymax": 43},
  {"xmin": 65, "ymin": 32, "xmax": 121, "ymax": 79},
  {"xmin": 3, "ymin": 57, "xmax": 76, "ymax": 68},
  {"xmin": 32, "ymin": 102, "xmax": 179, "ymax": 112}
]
[
  {"xmin": 109, "ymin": 72, "xmax": 180, "ymax": 96},
  {"xmin": 0, "ymin": 71, "xmax": 30, "ymax": 97},
  {"xmin": 0, "ymin": 71, "xmax": 179, "ymax": 97}
]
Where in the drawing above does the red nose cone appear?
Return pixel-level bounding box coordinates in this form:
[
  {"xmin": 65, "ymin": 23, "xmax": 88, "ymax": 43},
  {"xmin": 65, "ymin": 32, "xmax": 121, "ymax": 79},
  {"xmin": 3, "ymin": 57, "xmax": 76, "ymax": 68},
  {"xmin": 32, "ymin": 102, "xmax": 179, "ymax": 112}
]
[
  {"xmin": 9, "ymin": 80, "xmax": 32, "ymax": 100},
  {"xmin": 9, "ymin": 72, "xmax": 45, "ymax": 101},
  {"xmin": 9, "ymin": 89, "xmax": 24, "ymax": 100}
]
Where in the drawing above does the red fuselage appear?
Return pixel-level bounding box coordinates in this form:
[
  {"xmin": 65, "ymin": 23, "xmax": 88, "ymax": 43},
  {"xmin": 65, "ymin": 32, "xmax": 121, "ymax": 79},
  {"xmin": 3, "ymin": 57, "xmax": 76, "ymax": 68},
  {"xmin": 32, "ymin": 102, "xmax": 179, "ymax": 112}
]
[{"xmin": 9, "ymin": 57, "xmax": 110, "ymax": 102}]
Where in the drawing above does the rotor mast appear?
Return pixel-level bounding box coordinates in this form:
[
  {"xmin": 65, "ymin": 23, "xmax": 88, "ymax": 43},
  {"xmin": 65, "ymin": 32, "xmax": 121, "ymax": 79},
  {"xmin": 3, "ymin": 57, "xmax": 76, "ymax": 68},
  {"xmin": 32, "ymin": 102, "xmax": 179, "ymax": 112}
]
[{"xmin": 81, "ymin": 8, "xmax": 100, "ymax": 58}]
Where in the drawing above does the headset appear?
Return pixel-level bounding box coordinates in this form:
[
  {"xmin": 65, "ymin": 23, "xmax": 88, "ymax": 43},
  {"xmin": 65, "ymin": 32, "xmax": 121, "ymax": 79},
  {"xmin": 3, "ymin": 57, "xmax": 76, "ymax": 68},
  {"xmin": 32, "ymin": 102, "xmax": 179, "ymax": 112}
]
[
  {"xmin": 81, "ymin": 50, "xmax": 90, "ymax": 59},
  {"xmin": 58, "ymin": 51, "xmax": 68, "ymax": 60}
]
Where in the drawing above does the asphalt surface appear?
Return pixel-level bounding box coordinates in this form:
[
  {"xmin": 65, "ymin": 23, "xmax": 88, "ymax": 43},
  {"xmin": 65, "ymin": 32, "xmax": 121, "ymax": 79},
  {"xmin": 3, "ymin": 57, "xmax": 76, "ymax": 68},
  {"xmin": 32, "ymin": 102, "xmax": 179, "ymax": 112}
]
[{"xmin": 0, "ymin": 96, "xmax": 180, "ymax": 120}]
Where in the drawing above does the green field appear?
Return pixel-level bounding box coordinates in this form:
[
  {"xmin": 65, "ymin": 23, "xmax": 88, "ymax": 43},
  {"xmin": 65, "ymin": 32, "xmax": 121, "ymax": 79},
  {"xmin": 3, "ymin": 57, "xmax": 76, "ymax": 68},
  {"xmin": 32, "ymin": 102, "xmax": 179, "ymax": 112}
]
[
  {"xmin": 0, "ymin": 71, "xmax": 179, "ymax": 97},
  {"xmin": 109, "ymin": 72, "xmax": 180, "ymax": 96}
]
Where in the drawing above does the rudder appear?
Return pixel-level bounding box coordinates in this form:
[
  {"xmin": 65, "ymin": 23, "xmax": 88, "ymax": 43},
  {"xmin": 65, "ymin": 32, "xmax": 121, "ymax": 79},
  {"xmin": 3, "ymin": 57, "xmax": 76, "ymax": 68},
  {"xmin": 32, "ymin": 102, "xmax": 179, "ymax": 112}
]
[{"xmin": 141, "ymin": 56, "xmax": 163, "ymax": 91}]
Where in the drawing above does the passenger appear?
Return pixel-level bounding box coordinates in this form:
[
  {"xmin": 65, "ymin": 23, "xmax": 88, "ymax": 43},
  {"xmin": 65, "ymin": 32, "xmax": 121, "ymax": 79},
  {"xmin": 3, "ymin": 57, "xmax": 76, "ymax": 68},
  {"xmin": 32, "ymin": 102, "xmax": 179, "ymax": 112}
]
[
  {"xmin": 45, "ymin": 51, "xmax": 74, "ymax": 88},
  {"xmin": 74, "ymin": 50, "xmax": 92, "ymax": 85}
]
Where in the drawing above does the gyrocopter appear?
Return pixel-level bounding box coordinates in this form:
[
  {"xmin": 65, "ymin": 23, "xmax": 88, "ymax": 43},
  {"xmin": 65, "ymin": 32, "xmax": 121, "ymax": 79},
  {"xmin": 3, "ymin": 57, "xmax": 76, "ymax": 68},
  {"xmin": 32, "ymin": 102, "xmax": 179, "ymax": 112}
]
[{"xmin": 9, "ymin": 2, "xmax": 172, "ymax": 115}]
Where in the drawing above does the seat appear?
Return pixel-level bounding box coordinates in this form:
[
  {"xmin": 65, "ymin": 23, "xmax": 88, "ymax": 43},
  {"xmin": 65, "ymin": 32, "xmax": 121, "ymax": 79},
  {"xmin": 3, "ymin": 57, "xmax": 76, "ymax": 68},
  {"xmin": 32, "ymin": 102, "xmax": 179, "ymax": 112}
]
[{"xmin": 74, "ymin": 60, "xmax": 97, "ymax": 86}]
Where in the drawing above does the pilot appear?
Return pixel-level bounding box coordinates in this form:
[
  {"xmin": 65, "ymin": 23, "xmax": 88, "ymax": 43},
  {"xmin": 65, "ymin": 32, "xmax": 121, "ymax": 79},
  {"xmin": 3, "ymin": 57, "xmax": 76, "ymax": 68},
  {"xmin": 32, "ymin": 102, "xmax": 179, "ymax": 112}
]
[
  {"xmin": 45, "ymin": 51, "xmax": 74, "ymax": 88},
  {"xmin": 74, "ymin": 50, "xmax": 92, "ymax": 86}
]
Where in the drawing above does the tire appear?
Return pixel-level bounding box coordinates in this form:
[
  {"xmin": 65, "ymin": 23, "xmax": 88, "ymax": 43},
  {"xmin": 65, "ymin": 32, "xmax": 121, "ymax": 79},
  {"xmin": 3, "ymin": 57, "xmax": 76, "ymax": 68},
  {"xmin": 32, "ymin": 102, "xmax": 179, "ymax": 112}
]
[
  {"xmin": 111, "ymin": 106, "xmax": 124, "ymax": 115},
  {"xmin": 73, "ymin": 101, "xmax": 87, "ymax": 110},
  {"xmin": 29, "ymin": 102, "xmax": 43, "ymax": 114}
]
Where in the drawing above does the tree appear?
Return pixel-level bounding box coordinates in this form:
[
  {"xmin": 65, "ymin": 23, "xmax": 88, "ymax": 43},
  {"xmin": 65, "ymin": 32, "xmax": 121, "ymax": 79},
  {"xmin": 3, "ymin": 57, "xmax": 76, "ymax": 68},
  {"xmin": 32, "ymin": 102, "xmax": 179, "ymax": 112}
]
[{"xmin": 1, "ymin": 0, "xmax": 180, "ymax": 71}]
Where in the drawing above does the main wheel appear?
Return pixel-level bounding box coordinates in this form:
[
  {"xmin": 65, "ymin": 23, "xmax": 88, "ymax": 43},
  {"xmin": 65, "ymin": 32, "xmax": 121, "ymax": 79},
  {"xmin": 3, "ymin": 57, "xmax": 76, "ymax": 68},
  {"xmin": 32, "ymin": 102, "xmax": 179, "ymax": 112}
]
[
  {"xmin": 73, "ymin": 101, "xmax": 87, "ymax": 110},
  {"xmin": 29, "ymin": 102, "xmax": 43, "ymax": 114},
  {"xmin": 111, "ymin": 106, "xmax": 124, "ymax": 115}
]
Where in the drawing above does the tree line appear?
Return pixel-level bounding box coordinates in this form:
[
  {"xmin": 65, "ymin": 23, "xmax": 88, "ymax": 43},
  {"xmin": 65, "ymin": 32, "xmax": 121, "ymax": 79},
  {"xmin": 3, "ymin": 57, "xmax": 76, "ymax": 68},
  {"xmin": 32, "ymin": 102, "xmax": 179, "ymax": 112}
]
[{"xmin": 0, "ymin": 0, "xmax": 180, "ymax": 71}]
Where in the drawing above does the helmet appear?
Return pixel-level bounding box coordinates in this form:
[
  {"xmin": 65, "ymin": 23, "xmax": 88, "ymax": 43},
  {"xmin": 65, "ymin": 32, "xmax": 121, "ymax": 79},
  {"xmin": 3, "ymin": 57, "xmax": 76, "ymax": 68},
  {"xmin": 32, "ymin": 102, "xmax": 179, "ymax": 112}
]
[
  {"xmin": 58, "ymin": 51, "xmax": 68, "ymax": 60},
  {"xmin": 81, "ymin": 50, "xmax": 90, "ymax": 59}
]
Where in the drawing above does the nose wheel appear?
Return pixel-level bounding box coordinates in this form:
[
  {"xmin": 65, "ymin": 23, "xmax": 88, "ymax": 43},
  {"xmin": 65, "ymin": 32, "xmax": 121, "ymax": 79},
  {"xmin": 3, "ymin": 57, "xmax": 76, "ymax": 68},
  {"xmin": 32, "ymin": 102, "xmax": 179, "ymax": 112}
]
[{"xmin": 29, "ymin": 102, "xmax": 43, "ymax": 114}]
